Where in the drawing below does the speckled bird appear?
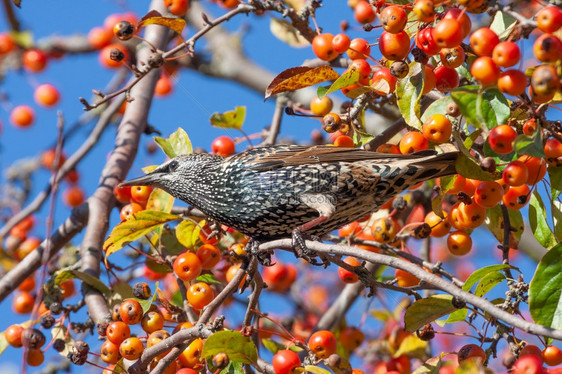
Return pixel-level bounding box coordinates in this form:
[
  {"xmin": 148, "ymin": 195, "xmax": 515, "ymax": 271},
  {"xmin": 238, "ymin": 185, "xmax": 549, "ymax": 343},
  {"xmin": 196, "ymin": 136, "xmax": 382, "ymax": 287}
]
[{"xmin": 122, "ymin": 145, "xmax": 458, "ymax": 254}]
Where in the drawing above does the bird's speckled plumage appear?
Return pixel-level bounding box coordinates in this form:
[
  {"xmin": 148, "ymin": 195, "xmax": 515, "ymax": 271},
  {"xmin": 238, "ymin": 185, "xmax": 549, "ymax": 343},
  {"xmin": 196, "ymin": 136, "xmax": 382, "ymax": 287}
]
[{"xmin": 123, "ymin": 145, "xmax": 458, "ymax": 241}]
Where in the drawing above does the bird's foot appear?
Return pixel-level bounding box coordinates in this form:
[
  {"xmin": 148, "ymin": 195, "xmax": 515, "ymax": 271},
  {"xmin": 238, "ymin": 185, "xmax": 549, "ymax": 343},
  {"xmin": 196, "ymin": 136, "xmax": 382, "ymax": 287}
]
[
  {"xmin": 244, "ymin": 239, "xmax": 272, "ymax": 266},
  {"xmin": 291, "ymin": 229, "xmax": 329, "ymax": 267}
]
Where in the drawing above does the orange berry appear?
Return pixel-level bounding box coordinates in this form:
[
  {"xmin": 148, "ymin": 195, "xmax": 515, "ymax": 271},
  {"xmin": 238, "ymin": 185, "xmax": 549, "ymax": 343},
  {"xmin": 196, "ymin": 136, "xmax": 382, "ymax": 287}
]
[
  {"xmin": 338, "ymin": 256, "xmax": 361, "ymax": 283},
  {"xmin": 63, "ymin": 185, "xmax": 85, "ymax": 207},
  {"xmin": 187, "ymin": 282, "xmax": 214, "ymax": 310},
  {"xmin": 173, "ymin": 251, "xmax": 203, "ymax": 281},
  {"xmin": 334, "ymin": 135, "xmax": 354, "ymax": 147},
  {"xmin": 310, "ymin": 96, "xmax": 334, "ymax": 117},
  {"xmin": 474, "ymin": 180, "xmax": 503, "ymax": 208},
  {"xmin": 487, "ymin": 125, "xmax": 517, "ymax": 154},
  {"xmin": 395, "ymin": 268, "xmax": 420, "ymax": 287},
  {"xmin": 458, "ymin": 344, "xmax": 486, "ymax": 365},
  {"xmin": 502, "ymin": 161, "xmax": 528, "ymax": 187},
  {"xmin": 399, "ymin": 131, "xmax": 429, "ymax": 154},
  {"xmin": 422, "ymin": 114, "xmax": 452, "ymax": 144},
  {"xmin": 88, "ymin": 26, "xmax": 114, "ymax": 49},
  {"xmin": 347, "ymin": 38, "xmax": 371, "ymax": 60},
  {"xmin": 312, "ymin": 33, "xmax": 337, "ymax": 61},
  {"xmin": 99, "ymin": 43, "xmax": 129, "ymax": 68},
  {"xmin": 497, "ymin": 69, "xmax": 528, "ymax": 96},
  {"xmin": 196, "ymin": 244, "xmax": 221, "ymax": 270},
  {"xmin": 471, "ymin": 56, "xmax": 500, "ymax": 86},
  {"xmin": 164, "ymin": 0, "xmax": 189, "ymax": 16},
  {"xmin": 492, "ymin": 41, "xmax": 520, "ymax": 68},
  {"xmin": 433, "ymin": 18, "xmax": 464, "ymax": 48},
  {"xmin": 533, "ymin": 33, "xmax": 562, "ymax": 62},
  {"xmin": 22, "ymin": 49, "xmax": 48, "ymax": 72},
  {"xmin": 354, "ymin": 1, "xmax": 376, "ymax": 24},
  {"xmin": 536, "ymin": 6, "xmax": 562, "ymax": 33},
  {"xmin": 470, "ymin": 28, "xmax": 499, "ymax": 57},
  {"xmin": 154, "ymin": 74, "xmax": 173, "ymax": 97},
  {"xmin": 120, "ymin": 202, "xmax": 143, "ymax": 221},
  {"xmin": 518, "ymin": 155, "xmax": 546, "ymax": 185},
  {"xmin": 119, "ymin": 299, "xmax": 143, "ymax": 325},
  {"xmin": 0, "ymin": 33, "xmax": 15, "ymax": 54},
  {"xmin": 424, "ymin": 211, "xmax": 451, "ymax": 237},
  {"xmin": 308, "ymin": 330, "xmax": 337, "ymax": 359},
  {"xmin": 10, "ymin": 105, "xmax": 35, "ymax": 128},
  {"xmin": 502, "ymin": 184, "xmax": 530, "ymax": 210},
  {"xmin": 447, "ymin": 231, "xmax": 472, "ymax": 255},
  {"xmin": 13, "ymin": 291, "xmax": 34, "ymax": 314},
  {"xmin": 379, "ymin": 31, "xmax": 410, "ymax": 60},
  {"xmin": 380, "ymin": 5, "xmax": 408, "ymax": 33}
]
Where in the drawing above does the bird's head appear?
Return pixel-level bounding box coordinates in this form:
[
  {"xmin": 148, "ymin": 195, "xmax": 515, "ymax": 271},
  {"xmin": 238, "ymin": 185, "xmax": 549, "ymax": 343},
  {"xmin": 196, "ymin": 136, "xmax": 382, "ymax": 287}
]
[{"xmin": 120, "ymin": 153, "xmax": 224, "ymax": 201}]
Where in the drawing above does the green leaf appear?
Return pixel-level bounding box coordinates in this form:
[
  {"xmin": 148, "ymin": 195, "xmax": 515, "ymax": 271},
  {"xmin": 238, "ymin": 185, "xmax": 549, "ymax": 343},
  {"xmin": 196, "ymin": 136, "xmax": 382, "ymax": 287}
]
[
  {"xmin": 160, "ymin": 226, "xmax": 185, "ymax": 255},
  {"xmin": 529, "ymin": 190, "xmax": 557, "ymax": 249},
  {"xmin": 514, "ymin": 129, "xmax": 545, "ymax": 157},
  {"xmin": 108, "ymin": 282, "xmax": 134, "ymax": 309},
  {"xmin": 552, "ymin": 200, "xmax": 562, "ymax": 242},
  {"xmin": 135, "ymin": 282, "xmax": 158, "ymax": 313},
  {"xmin": 445, "ymin": 308, "xmax": 468, "ymax": 324},
  {"xmin": 549, "ymin": 166, "xmax": 562, "ymax": 200},
  {"xmin": 261, "ymin": 338, "xmax": 284, "ymax": 354},
  {"xmin": 202, "ymin": 331, "xmax": 258, "ymax": 364},
  {"xmin": 404, "ymin": 295, "xmax": 457, "ymax": 332},
  {"xmin": 154, "ymin": 128, "xmax": 192, "ymax": 158},
  {"xmin": 175, "ymin": 220, "xmax": 201, "ymax": 250},
  {"xmin": 196, "ymin": 273, "xmax": 223, "ymax": 285},
  {"xmin": 485, "ymin": 205, "xmax": 524, "ymax": 249},
  {"xmin": 219, "ymin": 361, "xmax": 244, "ymax": 374},
  {"xmin": 145, "ymin": 258, "xmax": 172, "ymax": 274},
  {"xmin": 529, "ymin": 243, "xmax": 562, "ymax": 331},
  {"xmin": 421, "ymin": 96, "xmax": 453, "ymax": 123},
  {"xmin": 489, "ymin": 11, "xmax": 517, "ymax": 40},
  {"xmin": 69, "ymin": 270, "xmax": 111, "ymax": 296},
  {"xmin": 317, "ymin": 69, "xmax": 361, "ymax": 99},
  {"xmin": 462, "ymin": 264, "xmax": 513, "ymax": 292},
  {"xmin": 453, "ymin": 130, "xmax": 500, "ymax": 181},
  {"xmin": 474, "ymin": 271, "xmax": 505, "ymax": 297},
  {"xmin": 396, "ymin": 62, "xmax": 424, "ymax": 130},
  {"xmin": 104, "ymin": 211, "xmax": 180, "ymax": 259},
  {"xmin": 463, "ymin": 129, "xmax": 482, "ymax": 150},
  {"xmin": 451, "ymin": 87, "xmax": 509, "ymax": 129},
  {"xmin": 210, "ymin": 106, "xmax": 246, "ymax": 130}
]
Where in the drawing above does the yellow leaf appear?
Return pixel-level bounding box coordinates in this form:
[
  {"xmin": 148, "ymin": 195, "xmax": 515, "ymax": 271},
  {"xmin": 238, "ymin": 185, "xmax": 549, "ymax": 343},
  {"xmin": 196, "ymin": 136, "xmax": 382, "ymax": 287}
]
[
  {"xmin": 137, "ymin": 11, "xmax": 186, "ymax": 34},
  {"xmin": 209, "ymin": 106, "xmax": 246, "ymax": 130},
  {"xmin": 104, "ymin": 210, "xmax": 180, "ymax": 260},
  {"xmin": 393, "ymin": 334, "xmax": 428, "ymax": 359},
  {"xmin": 175, "ymin": 220, "xmax": 201, "ymax": 249},
  {"xmin": 304, "ymin": 365, "xmax": 332, "ymax": 374}
]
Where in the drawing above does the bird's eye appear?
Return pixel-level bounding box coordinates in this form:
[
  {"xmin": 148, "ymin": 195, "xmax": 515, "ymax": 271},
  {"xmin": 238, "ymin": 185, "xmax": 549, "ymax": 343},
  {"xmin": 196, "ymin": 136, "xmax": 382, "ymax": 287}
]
[{"xmin": 168, "ymin": 160, "xmax": 179, "ymax": 171}]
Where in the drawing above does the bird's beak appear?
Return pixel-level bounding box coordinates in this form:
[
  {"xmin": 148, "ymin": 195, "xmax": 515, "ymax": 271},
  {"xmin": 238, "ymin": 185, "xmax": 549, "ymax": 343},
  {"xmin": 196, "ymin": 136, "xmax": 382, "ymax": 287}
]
[{"xmin": 120, "ymin": 172, "xmax": 162, "ymax": 187}]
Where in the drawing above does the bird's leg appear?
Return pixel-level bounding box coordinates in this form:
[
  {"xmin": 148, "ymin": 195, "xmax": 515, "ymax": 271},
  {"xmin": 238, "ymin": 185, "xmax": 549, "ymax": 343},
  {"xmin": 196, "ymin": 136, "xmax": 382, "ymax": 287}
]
[
  {"xmin": 244, "ymin": 238, "xmax": 272, "ymax": 266},
  {"xmin": 292, "ymin": 215, "xmax": 329, "ymax": 267}
]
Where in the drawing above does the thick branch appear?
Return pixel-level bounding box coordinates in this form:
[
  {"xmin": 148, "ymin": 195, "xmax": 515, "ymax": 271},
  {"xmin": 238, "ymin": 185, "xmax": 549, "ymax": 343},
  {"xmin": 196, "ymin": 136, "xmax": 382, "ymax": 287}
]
[
  {"xmin": 0, "ymin": 204, "xmax": 88, "ymax": 302},
  {"xmin": 80, "ymin": 0, "xmax": 171, "ymax": 325},
  {"xmin": 258, "ymin": 240, "xmax": 562, "ymax": 341}
]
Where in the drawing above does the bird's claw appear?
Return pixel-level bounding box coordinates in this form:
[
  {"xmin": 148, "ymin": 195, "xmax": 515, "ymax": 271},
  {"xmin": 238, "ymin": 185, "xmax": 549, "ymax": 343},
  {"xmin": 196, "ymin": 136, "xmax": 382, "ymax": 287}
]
[
  {"xmin": 291, "ymin": 229, "xmax": 329, "ymax": 267},
  {"xmin": 245, "ymin": 239, "xmax": 272, "ymax": 266}
]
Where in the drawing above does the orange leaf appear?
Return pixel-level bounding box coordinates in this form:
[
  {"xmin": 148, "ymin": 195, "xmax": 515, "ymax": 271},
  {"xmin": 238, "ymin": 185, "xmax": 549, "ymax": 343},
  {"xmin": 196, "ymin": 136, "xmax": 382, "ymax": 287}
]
[
  {"xmin": 265, "ymin": 65, "xmax": 339, "ymax": 100},
  {"xmin": 137, "ymin": 10, "xmax": 186, "ymax": 35}
]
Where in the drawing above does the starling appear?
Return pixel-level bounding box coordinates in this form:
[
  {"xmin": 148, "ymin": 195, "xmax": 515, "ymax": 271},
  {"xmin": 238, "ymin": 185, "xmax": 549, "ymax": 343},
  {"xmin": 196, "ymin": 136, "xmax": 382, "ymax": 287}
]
[{"xmin": 122, "ymin": 145, "xmax": 458, "ymax": 263}]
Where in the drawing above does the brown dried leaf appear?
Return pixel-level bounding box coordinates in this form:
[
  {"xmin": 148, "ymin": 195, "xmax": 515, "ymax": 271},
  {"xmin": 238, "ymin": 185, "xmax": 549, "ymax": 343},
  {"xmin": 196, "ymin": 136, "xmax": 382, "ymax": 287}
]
[
  {"xmin": 265, "ymin": 65, "xmax": 339, "ymax": 100},
  {"xmin": 137, "ymin": 11, "xmax": 186, "ymax": 35}
]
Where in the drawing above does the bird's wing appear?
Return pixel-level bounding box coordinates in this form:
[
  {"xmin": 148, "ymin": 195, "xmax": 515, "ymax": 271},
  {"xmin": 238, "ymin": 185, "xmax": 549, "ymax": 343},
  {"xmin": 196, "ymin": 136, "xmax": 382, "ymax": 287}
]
[{"xmin": 249, "ymin": 145, "xmax": 439, "ymax": 171}]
